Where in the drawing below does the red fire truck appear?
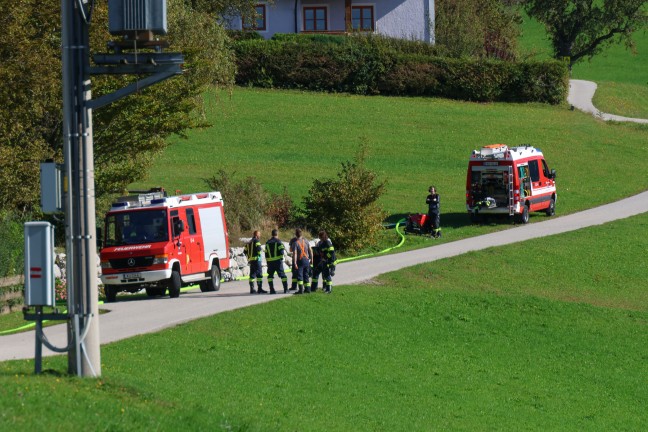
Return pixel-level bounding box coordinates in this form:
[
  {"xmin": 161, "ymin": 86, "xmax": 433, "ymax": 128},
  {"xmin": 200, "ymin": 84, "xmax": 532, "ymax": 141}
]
[
  {"xmin": 100, "ymin": 191, "xmax": 230, "ymax": 302},
  {"xmin": 466, "ymin": 144, "xmax": 557, "ymax": 223}
]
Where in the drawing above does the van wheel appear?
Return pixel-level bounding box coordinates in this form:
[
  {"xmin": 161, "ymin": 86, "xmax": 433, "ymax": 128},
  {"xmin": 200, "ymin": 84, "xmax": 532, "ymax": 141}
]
[
  {"xmin": 105, "ymin": 286, "xmax": 117, "ymax": 303},
  {"xmin": 518, "ymin": 205, "xmax": 530, "ymax": 224},
  {"xmin": 168, "ymin": 270, "xmax": 181, "ymax": 298},
  {"xmin": 200, "ymin": 265, "xmax": 221, "ymax": 292},
  {"xmin": 546, "ymin": 198, "xmax": 555, "ymax": 216}
]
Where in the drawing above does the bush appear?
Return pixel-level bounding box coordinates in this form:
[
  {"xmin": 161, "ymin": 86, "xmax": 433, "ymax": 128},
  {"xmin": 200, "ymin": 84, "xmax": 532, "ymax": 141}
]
[
  {"xmin": 205, "ymin": 170, "xmax": 296, "ymax": 244},
  {"xmin": 226, "ymin": 29, "xmax": 264, "ymax": 41},
  {"xmin": 302, "ymin": 147, "xmax": 387, "ymax": 253},
  {"xmin": 0, "ymin": 211, "xmax": 25, "ymax": 278},
  {"xmin": 234, "ymin": 36, "xmax": 569, "ymax": 104}
]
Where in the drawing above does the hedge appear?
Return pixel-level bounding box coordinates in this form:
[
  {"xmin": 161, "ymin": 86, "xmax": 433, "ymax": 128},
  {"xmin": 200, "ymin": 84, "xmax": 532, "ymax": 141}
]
[{"xmin": 233, "ymin": 36, "xmax": 568, "ymax": 104}]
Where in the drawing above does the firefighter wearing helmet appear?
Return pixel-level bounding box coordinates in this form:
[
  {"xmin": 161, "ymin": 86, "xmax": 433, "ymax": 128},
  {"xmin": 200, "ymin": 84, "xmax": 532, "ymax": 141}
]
[{"xmin": 426, "ymin": 186, "xmax": 441, "ymax": 238}]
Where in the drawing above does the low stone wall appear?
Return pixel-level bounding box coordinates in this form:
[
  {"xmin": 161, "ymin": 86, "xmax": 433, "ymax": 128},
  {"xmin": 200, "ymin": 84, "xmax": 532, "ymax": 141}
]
[{"xmin": 223, "ymin": 242, "xmax": 296, "ymax": 281}]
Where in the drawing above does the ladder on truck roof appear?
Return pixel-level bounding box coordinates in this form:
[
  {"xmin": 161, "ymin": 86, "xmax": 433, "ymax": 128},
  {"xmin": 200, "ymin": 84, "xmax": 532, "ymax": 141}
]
[{"xmin": 508, "ymin": 165, "xmax": 514, "ymax": 216}]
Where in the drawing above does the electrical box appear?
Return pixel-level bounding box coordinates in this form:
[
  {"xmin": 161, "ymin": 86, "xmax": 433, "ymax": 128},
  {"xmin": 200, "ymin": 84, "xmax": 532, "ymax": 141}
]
[
  {"xmin": 108, "ymin": 0, "xmax": 168, "ymax": 35},
  {"xmin": 40, "ymin": 162, "xmax": 64, "ymax": 213},
  {"xmin": 24, "ymin": 222, "xmax": 56, "ymax": 307}
]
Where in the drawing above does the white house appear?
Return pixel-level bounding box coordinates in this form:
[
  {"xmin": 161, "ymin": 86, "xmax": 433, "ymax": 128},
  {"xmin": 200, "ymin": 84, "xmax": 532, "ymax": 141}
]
[{"xmin": 223, "ymin": 0, "xmax": 435, "ymax": 43}]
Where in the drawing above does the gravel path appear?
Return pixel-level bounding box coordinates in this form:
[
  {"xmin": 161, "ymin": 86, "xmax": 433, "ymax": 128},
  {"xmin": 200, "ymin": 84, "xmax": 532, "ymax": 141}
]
[{"xmin": 568, "ymin": 79, "xmax": 648, "ymax": 124}]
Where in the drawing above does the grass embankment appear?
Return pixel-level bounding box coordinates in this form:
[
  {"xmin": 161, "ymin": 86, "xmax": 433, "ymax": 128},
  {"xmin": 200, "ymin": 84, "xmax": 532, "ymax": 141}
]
[
  {"xmin": 519, "ymin": 13, "xmax": 648, "ymax": 118},
  {"xmin": 1, "ymin": 212, "xmax": 646, "ymax": 430},
  {"xmin": 132, "ymin": 87, "xmax": 648, "ymax": 226}
]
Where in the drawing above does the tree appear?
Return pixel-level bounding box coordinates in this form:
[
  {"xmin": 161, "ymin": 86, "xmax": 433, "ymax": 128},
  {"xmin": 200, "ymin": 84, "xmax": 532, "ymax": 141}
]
[
  {"xmin": 302, "ymin": 147, "xmax": 387, "ymax": 253},
  {"xmin": 435, "ymin": 0, "xmax": 522, "ymax": 60},
  {"xmin": 0, "ymin": 0, "xmax": 241, "ymax": 215},
  {"xmin": 523, "ymin": 0, "xmax": 647, "ymax": 66}
]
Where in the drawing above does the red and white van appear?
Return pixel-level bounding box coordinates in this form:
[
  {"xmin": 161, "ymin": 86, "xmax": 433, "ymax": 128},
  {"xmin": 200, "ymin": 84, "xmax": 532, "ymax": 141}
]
[
  {"xmin": 100, "ymin": 191, "xmax": 230, "ymax": 302},
  {"xmin": 466, "ymin": 144, "xmax": 557, "ymax": 223}
]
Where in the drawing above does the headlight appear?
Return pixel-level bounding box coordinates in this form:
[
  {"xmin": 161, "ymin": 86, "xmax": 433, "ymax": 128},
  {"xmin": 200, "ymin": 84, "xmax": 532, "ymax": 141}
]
[
  {"xmin": 152, "ymin": 254, "xmax": 168, "ymax": 265},
  {"xmin": 100, "ymin": 261, "xmax": 112, "ymax": 269}
]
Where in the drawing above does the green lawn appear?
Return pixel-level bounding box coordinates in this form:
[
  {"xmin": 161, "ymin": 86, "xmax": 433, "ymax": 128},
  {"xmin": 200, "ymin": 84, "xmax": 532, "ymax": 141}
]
[
  {"xmin": 519, "ymin": 13, "xmax": 648, "ymax": 118},
  {"xmin": 1, "ymin": 212, "xmax": 646, "ymax": 430},
  {"xmin": 131, "ymin": 87, "xmax": 647, "ymax": 234}
]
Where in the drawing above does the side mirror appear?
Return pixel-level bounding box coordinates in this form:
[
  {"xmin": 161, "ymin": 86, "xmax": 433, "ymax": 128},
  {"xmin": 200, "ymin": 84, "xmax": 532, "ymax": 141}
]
[
  {"xmin": 550, "ymin": 169, "xmax": 557, "ymax": 179},
  {"xmin": 96, "ymin": 226, "xmax": 103, "ymax": 249}
]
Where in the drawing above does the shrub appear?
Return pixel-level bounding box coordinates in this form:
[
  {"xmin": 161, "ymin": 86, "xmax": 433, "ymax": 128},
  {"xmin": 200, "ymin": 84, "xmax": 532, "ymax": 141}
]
[
  {"xmin": 205, "ymin": 170, "xmax": 296, "ymax": 244},
  {"xmin": 233, "ymin": 37, "xmax": 569, "ymax": 104},
  {"xmin": 302, "ymin": 147, "xmax": 387, "ymax": 253},
  {"xmin": 0, "ymin": 211, "xmax": 25, "ymax": 278}
]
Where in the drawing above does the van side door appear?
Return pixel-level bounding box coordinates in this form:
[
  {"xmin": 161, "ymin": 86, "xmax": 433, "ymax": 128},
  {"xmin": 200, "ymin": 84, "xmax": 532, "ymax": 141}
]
[{"xmin": 184, "ymin": 208, "xmax": 205, "ymax": 275}]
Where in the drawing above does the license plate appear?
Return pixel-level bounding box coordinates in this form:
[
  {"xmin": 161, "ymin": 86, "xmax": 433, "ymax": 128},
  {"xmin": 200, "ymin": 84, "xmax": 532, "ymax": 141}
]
[{"xmin": 123, "ymin": 273, "xmax": 141, "ymax": 280}]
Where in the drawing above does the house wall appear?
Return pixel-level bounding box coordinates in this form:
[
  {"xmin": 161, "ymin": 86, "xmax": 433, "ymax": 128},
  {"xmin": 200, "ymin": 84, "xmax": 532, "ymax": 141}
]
[
  {"xmin": 376, "ymin": 0, "xmax": 434, "ymax": 43},
  {"xmin": 225, "ymin": 0, "xmax": 435, "ymax": 43}
]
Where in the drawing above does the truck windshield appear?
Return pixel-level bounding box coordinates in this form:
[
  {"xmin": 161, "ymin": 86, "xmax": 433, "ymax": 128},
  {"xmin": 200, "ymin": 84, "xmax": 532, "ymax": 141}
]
[{"xmin": 104, "ymin": 209, "xmax": 169, "ymax": 246}]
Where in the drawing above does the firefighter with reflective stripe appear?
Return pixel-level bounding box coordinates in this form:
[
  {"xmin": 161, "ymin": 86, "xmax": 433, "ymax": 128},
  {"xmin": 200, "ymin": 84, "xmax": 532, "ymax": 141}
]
[
  {"xmin": 425, "ymin": 186, "xmax": 442, "ymax": 238},
  {"xmin": 291, "ymin": 228, "xmax": 313, "ymax": 294},
  {"xmin": 311, "ymin": 230, "xmax": 336, "ymax": 294},
  {"xmin": 246, "ymin": 230, "xmax": 267, "ymax": 294},
  {"xmin": 265, "ymin": 229, "xmax": 288, "ymax": 294}
]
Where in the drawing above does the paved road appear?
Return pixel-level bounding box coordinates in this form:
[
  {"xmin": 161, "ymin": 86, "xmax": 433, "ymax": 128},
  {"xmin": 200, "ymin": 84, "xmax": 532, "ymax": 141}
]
[
  {"xmin": 2, "ymin": 191, "xmax": 647, "ymax": 361},
  {"xmin": 568, "ymin": 79, "xmax": 648, "ymax": 124}
]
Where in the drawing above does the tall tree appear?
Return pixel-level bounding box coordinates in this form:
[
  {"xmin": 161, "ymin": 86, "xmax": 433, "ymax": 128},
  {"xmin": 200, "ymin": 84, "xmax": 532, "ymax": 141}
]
[
  {"xmin": 523, "ymin": 0, "xmax": 647, "ymax": 66},
  {"xmin": 435, "ymin": 0, "xmax": 522, "ymax": 60},
  {"xmin": 0, "ymin": 0, "xmax": 238, "ymax": 214}
]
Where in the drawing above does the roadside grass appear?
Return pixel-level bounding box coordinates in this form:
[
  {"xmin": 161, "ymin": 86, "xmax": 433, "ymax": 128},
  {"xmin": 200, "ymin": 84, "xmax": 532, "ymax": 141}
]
[
  {"xmin": 593, "ymin": 81, "xmax": 648, "ymax": 119},
  {"xmin": 519, "ymin": 13, "xmax": 648, "ymax": 118},
  {"xmin": 1, "ymin": 213, "xmax": 646, "ymax": 430},
  {"xmin": 131, "ymin": 87, "xmax": 648, "ymax": 232}
]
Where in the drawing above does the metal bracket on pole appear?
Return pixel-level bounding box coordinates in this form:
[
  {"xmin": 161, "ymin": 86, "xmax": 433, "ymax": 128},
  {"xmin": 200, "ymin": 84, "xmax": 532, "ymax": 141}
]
[
  {"xmin": 87, "ymin": 66, "xmax": 182, "ymax": 110},
  {"xmin": 87, "ymin": 52, "xmax": 184, "ymax": 110}
]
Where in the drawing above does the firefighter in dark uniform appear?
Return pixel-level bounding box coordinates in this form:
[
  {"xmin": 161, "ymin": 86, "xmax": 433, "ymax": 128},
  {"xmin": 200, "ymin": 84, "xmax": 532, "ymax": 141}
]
[
  {"xmin": 311, "ymin": 230, "xmax": 336, "ymax": 294},
  {"xmin": 291, "ymin": 228, "xmax": 313, "ymax": 294},
  {"xmin": 265, "ymin": 229, "xmax": 288, "ymax": 294},
  {"xmin": 426, "ymin": 186, "xmax": 441, "ymax": 238},
  {"xmin": 246, "ymin": 230, "xmax": 267, "ymax": 294}
]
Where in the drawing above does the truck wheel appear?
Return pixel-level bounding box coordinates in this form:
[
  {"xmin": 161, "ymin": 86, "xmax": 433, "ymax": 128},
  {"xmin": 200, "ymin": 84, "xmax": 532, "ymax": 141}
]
[
  {"xmin": 200, "ymin": 264, "xmax": 221, "ymax": 292},
  {"xmin": 518, "ymin": 204, "xmax": 530, "ymax": 224},
  {"xmin": 105, "ymin": 286, "xmax": 117, "ymax": 303},
  {"xmin": 546, "ymin": 198, "xmax": 555, "ymax": 216},
  {"xmin": 168, "ymin": 270, "xmax": 181, "ymax": 298}
]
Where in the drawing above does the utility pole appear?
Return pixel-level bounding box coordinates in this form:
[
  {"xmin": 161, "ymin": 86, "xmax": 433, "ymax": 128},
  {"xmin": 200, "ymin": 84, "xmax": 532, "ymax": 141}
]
[
  {"xmin": 61, "ymin": 0, "xmax": 101, "ymax": 377},
  {"xmin": 58, "ymin": 0, "xmax": 181, "ymax": 377}
]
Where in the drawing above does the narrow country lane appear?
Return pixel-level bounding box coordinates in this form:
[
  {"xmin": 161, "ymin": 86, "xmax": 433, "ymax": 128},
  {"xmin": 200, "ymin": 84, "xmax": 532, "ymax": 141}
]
[{"xmin": 2, "ymin": 190, "xmax": 647, "ymax": 362}]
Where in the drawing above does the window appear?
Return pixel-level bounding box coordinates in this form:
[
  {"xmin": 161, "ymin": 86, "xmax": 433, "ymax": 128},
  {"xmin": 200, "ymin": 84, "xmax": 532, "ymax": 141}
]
[
  {"xmin": 529, "ymin": 160, "xmax": 540, "ymax": 182},
  {"xmin": 352, "ymin": 6, "xmax": 374, "ymax": 31},
  {"xmin": 304, "ymin": 7, "xmax": 327, "ymax": 31},
  {"xmin": 243, "ymin": 4, "xmax": 266, "ymax": 31},
  {"xmin": 186, "ymin": 209, "xmax": 197, "ymax": 235}
]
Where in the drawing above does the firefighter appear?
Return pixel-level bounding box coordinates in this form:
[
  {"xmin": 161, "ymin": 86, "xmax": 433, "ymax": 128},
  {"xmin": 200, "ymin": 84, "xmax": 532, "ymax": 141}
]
[
  {"xmin": 311, "ymin": 230, "xmax": 336, "ymax": 294},
  {"xmin": 246, "ymin": 230, "xmax": 267, "ymax": 294},
  {"xmin": 426, "ymin": 186, "xmax": 441, "ymax": 238},
  {"xmin": 288, "ymin": 234, "xmax": 298, "ymax": 291},
  {"xmin": 265, "ymin": 229, "xmax": 288, "ymax": 294},
  {"xmin": 291, "ymin": 228, "xmax": 313, "ymax": 294}
]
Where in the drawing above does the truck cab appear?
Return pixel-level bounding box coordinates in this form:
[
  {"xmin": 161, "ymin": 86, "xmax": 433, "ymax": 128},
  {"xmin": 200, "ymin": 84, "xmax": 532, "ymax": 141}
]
[{"xmin": 100, "ymin": 191, "xmax": 230, "ymax": 302}]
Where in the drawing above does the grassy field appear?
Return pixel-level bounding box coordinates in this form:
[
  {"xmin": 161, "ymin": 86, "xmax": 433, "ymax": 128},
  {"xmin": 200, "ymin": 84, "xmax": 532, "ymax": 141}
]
[
  {"xmin": 1, "ymin": 212, "xmax": 646, "ymax": 430},
  {"xmin": 131, "ymin": 87, "xmax": 648, "ymax": 233},
  {"xmin": 519, "ymin": 13, "xmax": 648, "ymax": 118}
]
